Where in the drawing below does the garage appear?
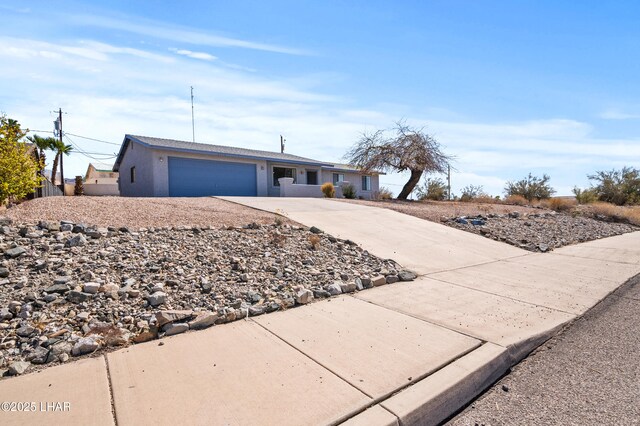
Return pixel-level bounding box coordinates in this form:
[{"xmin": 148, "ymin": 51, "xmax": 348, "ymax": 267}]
[{"xmin": 168, "ymin": 157, "xmax": 257, "ymax": 197}]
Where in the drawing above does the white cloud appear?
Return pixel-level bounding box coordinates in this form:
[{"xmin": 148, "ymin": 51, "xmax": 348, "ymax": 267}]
[
  {"xmin": 169, "ymin": 48, "xmax": 216, "ymax": 61},
  {"xmin": 2, "ymin": 33, "xmax": 636, "ymax": 199},
  {"xmin": 600, "ymin": 109, "xmax": 640, "ymax": 120},
  {"xmin": 69, "ymin": 14, "xmax": 309, "ymax": 55}
]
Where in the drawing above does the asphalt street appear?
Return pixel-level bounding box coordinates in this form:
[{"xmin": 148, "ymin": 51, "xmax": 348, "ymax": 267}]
[{"xmin": 448, "ymin": 274, "xmax": 640, "ymax": 426}]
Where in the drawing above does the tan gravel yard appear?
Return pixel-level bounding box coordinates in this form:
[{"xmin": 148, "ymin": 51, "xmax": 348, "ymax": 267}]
[
  {"xmin": 340, "ymin": 199, "xmax": 638, "ymax": 252},
  {"xmin": 4, "ymin": 197, "xmax": 282, "ymax": 229},
  {"xmin": 339, "ymin": 199, "xmax": 541, "ymax": 222}
]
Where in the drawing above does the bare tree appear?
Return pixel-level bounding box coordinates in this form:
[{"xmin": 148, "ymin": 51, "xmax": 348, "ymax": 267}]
[{"xmin": 345, "ymin": 121, "xmax": 450, "ymax": 199}]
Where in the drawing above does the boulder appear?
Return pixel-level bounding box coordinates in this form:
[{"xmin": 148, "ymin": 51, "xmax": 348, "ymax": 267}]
[
  {"xmin": 147, "ymin": 291, "xmax": 167, "ymax": 307},
  {"xmin": 372, "ymin": 275, "xmax": 387, "ymax": 287},
  {"xmin": 188, "ymin": 312, "xmax": 218, "ymax": 330},
  {"xmin": 8, "ymin": 361, "xmax": 30, "ymax": 376},
  {"xmin": 5, "ymin": 246, "xmax": 26, "ymax": 258},
  {"xmin": 71, "ymin": 336, "xmax": 101, "ymax": 356},
  {"xmin": 155, "ymin": 310, "xmax": 193, "ymax": 328},
  {"xmin": 295, "ymin": 288, "xmax": 313, "ymax": 304},
  {"xmin": 162, "ymin": 322, "xmax": 189, "ymax": 336},
  {"xmin": 398, "ymin": 270, "xmax": 417, "ymax": 281},
  {"xmin": 326, "ymin": 283, "xmax": 343, "ymax": 296}
]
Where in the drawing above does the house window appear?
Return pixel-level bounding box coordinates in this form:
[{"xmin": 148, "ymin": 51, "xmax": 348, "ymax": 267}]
[
  {"xmin": 130, "ymin": 166, "xmax": 136, "ymax": 183},
  {"xmin": 273, "ymin": 167, "xmax": 296, "ymax": 186},
  {"xmin": 362, "ymin": 175, "xmax": 371, "ymax": 191},
  {"xmin": 306, "ymin": 171, "xmax": 318, "ymax": 185},
  {"xmin": 332, "ymin": 173, "xmax": 345, "ymax": 185}
]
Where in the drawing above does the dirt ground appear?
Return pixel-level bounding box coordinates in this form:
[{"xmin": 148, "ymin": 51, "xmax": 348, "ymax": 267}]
[
  {"xmin": 340, "ymin": 199, "xmax": 544, "ymax": 222},
  {"xmin": 3, "ymin": 196, "xmax": 282, "ymax": 229}
]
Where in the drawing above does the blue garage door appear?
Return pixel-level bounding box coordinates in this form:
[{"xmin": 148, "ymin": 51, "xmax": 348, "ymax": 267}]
[{"xmin": 168, "ymin": 157, "xmax": 257, "ymax": 197}]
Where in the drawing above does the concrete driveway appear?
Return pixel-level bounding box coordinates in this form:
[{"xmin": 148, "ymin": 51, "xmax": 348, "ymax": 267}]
[
  {"xmin": 2, "ymin": 197, "xmax": 638, "ymax": 426},
  {"xmin": 220, "ymin": 197, "xmax": 527, "ymax": 274}
]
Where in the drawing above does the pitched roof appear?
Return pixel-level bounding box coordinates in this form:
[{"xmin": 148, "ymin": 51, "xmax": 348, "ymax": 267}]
[{"xmin": 113, "ymin": 135, "xmax": 332, "ymax": 170}]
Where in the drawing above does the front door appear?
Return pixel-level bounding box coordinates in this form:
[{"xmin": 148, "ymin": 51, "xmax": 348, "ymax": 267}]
[{"xmin": 306, "ymin": 171, "xmax": 318, "ymax": 185}]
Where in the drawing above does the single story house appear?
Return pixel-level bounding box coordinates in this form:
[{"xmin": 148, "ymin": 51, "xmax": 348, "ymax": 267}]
[
  {"xmin": 112, "ymin": 135, "xmax": 382, "ymax": 198},
  {"xmin": 83, "ymin": 163, "xmax": 120, "ymax": 196}
]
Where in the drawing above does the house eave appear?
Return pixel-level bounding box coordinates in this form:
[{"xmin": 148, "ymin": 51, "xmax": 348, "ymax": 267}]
[{"xmin": 113, "ymin": 135, "xmax": 333, "ymax": 170}]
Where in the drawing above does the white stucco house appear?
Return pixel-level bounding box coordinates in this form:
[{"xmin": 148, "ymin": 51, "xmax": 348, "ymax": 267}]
[
  {"xmin": 112, "ymin": 135, "xmax": 382, "ymax": 198},
  {"xmin": 83, "ymin": 163, "xmax": 120, "ymax": 196}
]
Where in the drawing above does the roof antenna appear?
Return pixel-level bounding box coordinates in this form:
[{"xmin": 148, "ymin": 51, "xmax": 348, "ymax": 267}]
[
  {"xmin": 190, "ymin": 86, "xmax": 195, "ymax": 143},
  {"xmin": 280, "ymin": 135, "xmax": 285, "ymax": 153}
]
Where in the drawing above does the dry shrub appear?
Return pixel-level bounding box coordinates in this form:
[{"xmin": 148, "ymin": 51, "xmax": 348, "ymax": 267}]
[
  {"xmin": 374, "ymin": 186, "xmax": 393, "ymax": 200},
  {"xmin": 474, "ymin": 195, "xmax": 501, "ymax": 204},
  {"xmin": 321, "ymin": 182, "xmax": 335, "ymax": 198},
  {"xmin": 270, "ymin": 232, "xmax": 287, "ymax": 247},
  {"xmin": 504, "ymin": 194, "xmax": 528, "ymax": 206},
  {"xmin": 587, "ymin": 202, "xmax": 640, "ymax": 226},
  {"xmin": 540, "ymin": 197, "xmax": 577, "ymax": 212},
  {"xmin": 87, "ymin": 324, "xmax": 127, "ymax": 347},
  {"xmin": 308, "ymin": 234, "xmax": 321, "ymax": 250}
]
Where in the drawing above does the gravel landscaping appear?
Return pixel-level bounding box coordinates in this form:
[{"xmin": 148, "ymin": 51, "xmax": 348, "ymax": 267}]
[
  {"xmin": 3, "ymin": 197, "xmax": 282, "ymax": 229},
  {"xmin": 0, "ymin": 216, "xmax": 414, "ymax": 378},
  {"xmin": 343, "ymin": 199, "xmax": 638, "ymax": 252}
]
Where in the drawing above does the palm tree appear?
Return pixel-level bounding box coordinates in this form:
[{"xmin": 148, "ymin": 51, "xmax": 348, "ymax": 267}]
[
  {"xmin": 26, "ymin": 135, "xmax": 57, "ymax": 196},
  {"xmin": 50, "ymin": 140, "xmax": 73, "ymax": 191}
]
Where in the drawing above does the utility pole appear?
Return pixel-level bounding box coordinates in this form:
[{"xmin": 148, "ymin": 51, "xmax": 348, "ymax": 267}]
[
  {"xmin": 280, "ymin": 135, "xmax": 285, "ymax": 153},
  {"xmin": 58, "ymin": 108, "xmax": 65, "ymax": 195},
  {"xmin": 447, "ymin": 164, "xmax": 451, "ymax": 201},
  {"xmin": 190, "ymin": 86, "xmax": 195, "ymax": 143}
]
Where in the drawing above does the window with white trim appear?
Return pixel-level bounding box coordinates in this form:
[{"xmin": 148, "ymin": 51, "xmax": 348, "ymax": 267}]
[
  {"xmin": 332, "ymin": 173, "xmax": 345, "ymax": 185},
  {"xmin": 362, "ymin": 175, "xmax": 371, "ymax": 191}
]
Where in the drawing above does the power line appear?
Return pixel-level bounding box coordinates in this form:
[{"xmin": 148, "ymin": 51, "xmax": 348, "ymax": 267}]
[
  {"xmin": 64, "ymin": 135, "xmax": 118, "ymax": 161},
  {"xmin": 28, "ymin": 130, "xmax": 120, "ymax": 146},
  {"xmin": 65, "ymin": 132, "xmax": 121, "ymax": 146}
]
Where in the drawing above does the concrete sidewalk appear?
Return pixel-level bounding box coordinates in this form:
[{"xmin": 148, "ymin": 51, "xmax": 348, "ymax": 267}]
[{"xmin": 1, "ymin": 197, "xmax": 639, "ymax": 426}]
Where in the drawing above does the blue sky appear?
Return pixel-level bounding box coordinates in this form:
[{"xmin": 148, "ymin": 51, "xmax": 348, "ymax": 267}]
[{"xmin": 1, "ymin": 0, "xmax": 639, "ymax": 196}]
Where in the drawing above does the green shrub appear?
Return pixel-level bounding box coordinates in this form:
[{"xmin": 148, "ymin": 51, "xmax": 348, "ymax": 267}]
[
  {"xmin": 321, "ymin": 182, "xmax": 335, "ymax": 198},
  {"xmin": 416, "ymin": 177, "xmax": 447, "ymax": 201},
  {"xmin": 74, "ymin": 176, "xmax": 84, "ymax": 196},
  {"xmin": 504, "ymin": 173, "xmax": 555, "ymax": 201},
  {"xmin": 572, "ymin": 186, "xmax": 598, "ymax": 204},
  {"xmin": 587, "ymin": 167, "xmax": 640, "ymax": 205},
  {"xmin": 0, "ymin": 115, "xmax": 42, "ymax": 205},
  {"xmin": 342, "ymin": 184, "xmax": 356, "ymax": 199}
]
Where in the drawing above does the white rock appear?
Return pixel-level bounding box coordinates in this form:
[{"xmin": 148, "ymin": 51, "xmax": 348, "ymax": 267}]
[
  {"xmin": 83, "ymin": 282, "xmax": 100, "ymax": 294},
  {"xmin": 71, "ymin": 336, "xmax": 101, "ymax": 356},
  {"xmin": 295, "ymin": 289, "xmax": 313, "ymax": 305}
]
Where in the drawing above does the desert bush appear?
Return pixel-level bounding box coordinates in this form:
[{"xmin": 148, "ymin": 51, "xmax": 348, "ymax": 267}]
[
  {"xmin": 415, "ymin": 177, "xmax": 447, "ymax": 201},
  {"xmin": 587, "ymin": 166, "xmax": 640, "ymax": 206},
  {"xmin": 540, "ymin": 197, "xmax": 576, "ymax": 212},
  {"xmin": 572, "ymin": 186, "xmax": 598, "ymax": 204},
  {"xmin": 459, "ymin": 185, "xmax": 487, "ymax": 202},
  {"xmin": 586, "ymin": 202, "xmax": 640, "ymax": 226},
  {"xmin": 504, "ymin": 173, "xmax": 555, "ymax": 201},
  {"xmin": 308, "ymin": 234, "xmax": 321, "ymax": 250},
  {"xmin": 374, "ymin": 186, "xmax": 393, "ymax": 200},
  {"xmin": 504, "ymin": 194, "xmax": 528, "ymax": 205},
  {"xmin": 342, "ymin": 183, "xmax": 357, "ymax": 199},
  {"xmin": 474, "ymin": 194, "xmax": 501, "ymax": 204},
  {"xmin": 74, "ymin": 176, "xmax": 84, "ymax": 196},
  {"xmin": 0, "ymin": 115, "xmax": 42, "ymax": 205},
  {"xmin": 321, "ymin": 182, "xmax": 335, "ymax": 198},
  {"xmin": 270, "ymin": 232, "xmax": 287, "ymax": 247}
]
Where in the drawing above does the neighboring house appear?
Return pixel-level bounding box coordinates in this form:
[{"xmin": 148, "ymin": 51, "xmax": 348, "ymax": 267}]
[
  {"xmin": 113, "ymin": 135, "xmax": 381, "ymax": 198},
  {"xmin": 83, "ymin": 163, "xmax": 120, "ymax": 196}
]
